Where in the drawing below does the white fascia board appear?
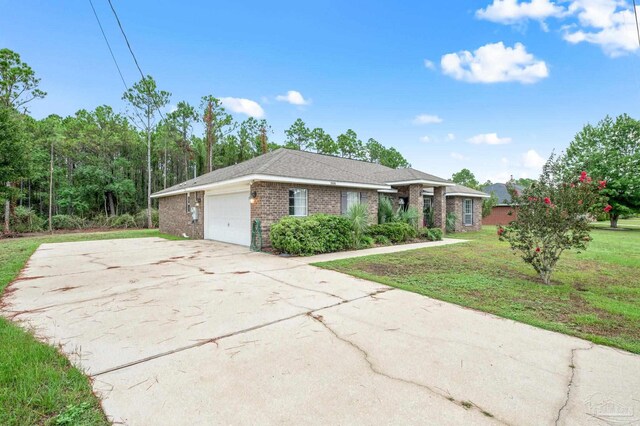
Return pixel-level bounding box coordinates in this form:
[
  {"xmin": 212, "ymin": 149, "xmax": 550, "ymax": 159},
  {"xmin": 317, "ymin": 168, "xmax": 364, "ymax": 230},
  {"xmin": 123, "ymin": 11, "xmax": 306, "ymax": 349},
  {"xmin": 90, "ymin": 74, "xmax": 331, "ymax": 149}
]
[
  {"xmin": 422, "ymin": 190, "xmax": 489, "ymax": 198},
  {"xmin": 446, "ymin": 192, "xmax": 490, "ymax": 198},
  {"xmin": 152, "ymin": 174, "xmax": 391, "ymax": 198},
  {"xmin": 378, "ymin": 189, "xmax": 399, "ymax": 193},
  {"xmin": 386, "ymin": 179, "xmax": 455, "ymax": 187}
]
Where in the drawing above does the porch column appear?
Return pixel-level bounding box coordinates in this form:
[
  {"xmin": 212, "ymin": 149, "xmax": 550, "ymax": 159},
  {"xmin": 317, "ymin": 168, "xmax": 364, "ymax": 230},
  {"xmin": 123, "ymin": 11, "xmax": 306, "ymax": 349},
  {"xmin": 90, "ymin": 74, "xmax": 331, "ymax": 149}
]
[
  {"xmin": 433, "ymin": 186, "xmax": 446, "ymax": 231},
  {"xmin": 408, "ymin": 184, "xmax": 424, "ymax": 228}
]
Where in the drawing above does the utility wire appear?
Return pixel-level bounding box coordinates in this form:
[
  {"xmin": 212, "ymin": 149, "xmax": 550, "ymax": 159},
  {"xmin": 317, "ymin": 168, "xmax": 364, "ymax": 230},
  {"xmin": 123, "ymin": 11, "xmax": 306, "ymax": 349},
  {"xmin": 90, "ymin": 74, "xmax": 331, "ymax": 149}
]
[
  {"xmin": 88, "ymin": 0, "xmax": 146, "ymax": 124},
  {"xmin": 106, "ymin": 0, "xmax": 167, "ymax": 122},
  {"xmin": 88, "ymin": 0, "xmax": 129, "ymax": 91}
]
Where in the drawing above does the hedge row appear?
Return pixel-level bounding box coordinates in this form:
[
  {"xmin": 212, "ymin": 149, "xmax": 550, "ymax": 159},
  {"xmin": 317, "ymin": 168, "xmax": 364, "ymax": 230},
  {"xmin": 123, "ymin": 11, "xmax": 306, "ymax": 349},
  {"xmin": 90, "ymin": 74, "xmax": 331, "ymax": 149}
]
[{"xmin": 270, "ymin": 214, "xmax": 443, "ymax": 256}]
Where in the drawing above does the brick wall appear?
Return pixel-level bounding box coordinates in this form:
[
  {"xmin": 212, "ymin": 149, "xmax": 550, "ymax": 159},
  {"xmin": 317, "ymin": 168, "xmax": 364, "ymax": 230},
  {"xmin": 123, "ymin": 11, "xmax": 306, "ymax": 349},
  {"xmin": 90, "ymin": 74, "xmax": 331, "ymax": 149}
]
[
  {"xmin": 483, "ymin": 205, "xmax": 517, "ymax": 225},
  {"xmin": 250, "ymin": 181, "xmax": 379, "ymax": 247},
  {"xmin": 433, "ymin": 187, "xmax": 447, "ymax": 231},
  {"xmin": 158, "ymin": 191, "xmax": 205, "ymax": 239},
  {"xmin": 408, "ymin": 184, "xmax": 424, "ymax": 229},
  {"xmin": 445, "ymin": 196, "xmax": 482, "ymax": 232}
]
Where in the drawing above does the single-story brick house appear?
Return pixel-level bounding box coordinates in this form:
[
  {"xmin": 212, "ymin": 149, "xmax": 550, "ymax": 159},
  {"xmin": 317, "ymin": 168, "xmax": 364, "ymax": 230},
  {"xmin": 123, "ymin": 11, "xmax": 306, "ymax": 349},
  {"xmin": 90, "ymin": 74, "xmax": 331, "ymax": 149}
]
[
  {"xmin": 152, "ymin": 149, "xmax": 488, "ymax": 246},
  {"xmin": 482, "ymin": 182, "xmax": 523, "ymax": 225}
]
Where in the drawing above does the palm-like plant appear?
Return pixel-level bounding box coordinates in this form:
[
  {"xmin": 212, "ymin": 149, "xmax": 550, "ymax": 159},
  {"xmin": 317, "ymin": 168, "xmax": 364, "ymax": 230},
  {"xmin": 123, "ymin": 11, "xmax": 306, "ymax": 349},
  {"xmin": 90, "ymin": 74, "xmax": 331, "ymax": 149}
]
[
  {"xmin": 378, "ymin": 196, "xmax": 395, "ymax": 224},
  {"xmin": 347, "ymin": 202, "xmax": 369, "ymax": 248},
  {"xmin": 397, "ymin": 206, "xmax": 420, "ymax": 229}
]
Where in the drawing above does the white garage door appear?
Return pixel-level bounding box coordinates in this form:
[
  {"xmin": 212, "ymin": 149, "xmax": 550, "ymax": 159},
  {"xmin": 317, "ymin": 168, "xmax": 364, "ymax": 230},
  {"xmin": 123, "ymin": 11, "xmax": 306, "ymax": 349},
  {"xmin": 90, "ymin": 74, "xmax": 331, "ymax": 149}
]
[{"xmin": 205, "ymin": 191, "xmax": 251, "ymax": 246}]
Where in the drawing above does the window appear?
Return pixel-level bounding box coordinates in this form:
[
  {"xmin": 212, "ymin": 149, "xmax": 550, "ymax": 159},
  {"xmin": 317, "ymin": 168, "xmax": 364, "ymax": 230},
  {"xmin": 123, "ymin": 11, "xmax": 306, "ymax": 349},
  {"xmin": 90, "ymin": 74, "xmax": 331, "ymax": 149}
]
[
  {"xmin": 346, "ymin": 191, "xmax": 361, "ymax": 211},
  {"xmin": 463, "ymin": 199, "xmax": 473, "ymax": 226},
  {"xmin": 341, "ymin": 191, "xmax": 368, "ymax": 215},
  {"xmin": 186, "ymin": 193, "xmax": 191, "ymax": 213},
  {"xmin": 289, "ymin": 189, "xmax": 308, "ymax": 216}
]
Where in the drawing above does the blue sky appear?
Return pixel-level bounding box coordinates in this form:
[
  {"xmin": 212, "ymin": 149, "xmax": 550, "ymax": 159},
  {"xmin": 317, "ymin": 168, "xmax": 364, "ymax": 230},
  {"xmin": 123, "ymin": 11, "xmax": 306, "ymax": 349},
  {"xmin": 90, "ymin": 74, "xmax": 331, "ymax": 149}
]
[{"xmin": 1, "ymin": 0, "xmax": 639, "ymax": 182}]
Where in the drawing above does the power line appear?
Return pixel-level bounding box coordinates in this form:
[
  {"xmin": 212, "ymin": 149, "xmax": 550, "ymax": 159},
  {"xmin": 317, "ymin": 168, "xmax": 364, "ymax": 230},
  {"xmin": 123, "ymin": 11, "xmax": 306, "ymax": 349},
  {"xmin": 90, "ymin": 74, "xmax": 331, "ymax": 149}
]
[
  {"xmin": 89, "ymin": 0, "xmax": 146, "ymax": 125},
  {"xmin": 88, "ymin": 0, "xmax": 129, "ymax": 91},
  {"xmin": 105, "ymin": 0, "xmax": 166, "ymax": 122},
  {"xmin": 106, "ymin": 0, "xmax": 145, "ymax": 81}
]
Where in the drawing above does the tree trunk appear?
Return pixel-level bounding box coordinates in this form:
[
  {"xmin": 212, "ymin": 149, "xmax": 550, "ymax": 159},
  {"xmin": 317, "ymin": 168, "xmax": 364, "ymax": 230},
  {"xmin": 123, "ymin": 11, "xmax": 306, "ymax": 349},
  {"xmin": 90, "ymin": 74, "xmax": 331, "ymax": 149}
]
[
  {"xmin": 610, "ymin": 213, "xmax": 619, "ymax": 228},
  {"xmin": 3, "ymin": 181, "xmax": 10, "ymax": 234},
  {"xmin": 48, "ymin": 140, "xmax": 54, "ymax": 233},
  {"xmin": 163, "ymin": 139, "xmax": 167, "ymax": 189},
  {"xmin": 147, "ymin": 110, "xmax": 152, "ymax": 229},
  {"xmin": 107, "ymin": 192, "xmax": 116, "ymax": 217}
]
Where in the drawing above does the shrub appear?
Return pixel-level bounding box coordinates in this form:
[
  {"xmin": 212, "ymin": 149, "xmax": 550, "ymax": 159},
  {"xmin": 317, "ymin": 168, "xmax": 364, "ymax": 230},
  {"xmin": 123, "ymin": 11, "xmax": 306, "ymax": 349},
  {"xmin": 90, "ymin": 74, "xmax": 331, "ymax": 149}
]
[
  {"xmin": 378, "ymin": 196, "xmax": 395, "ymax": 224},
  {"xmin": 499, "ymin": 159, "xmax": 607, "ymax": 284},
  {"xmin": 357, "ymin": 235, "xmax": 375, "ymax": 249},
  {"xmin": 420, "ymin": 227, "xmax": 443, "ymax": 241},
  {"xmin": 10, "ymin": 206, "xmax": 45, "ymax": 233},
  {"xmin": 368, "ymin": 222, "xmax": 416, "ymax": 243},
  {"xmin": 445, "ymin": 212, "xmax": 457, "ymax": 233},
  {"xmin": 135, "ymin": 209, "xmax": 159, "ymax": 228},
  {"xmin": 397, "ymin": 206, "xmax": 420, "ymax": 229},
  {"xmin": 346, "ymin": 202, "xmax": 369, "ymax": 249},
  {"xmin": 270, "ymin": 214, "xmax": 352, "ymax": 255},
  {"xmin": 108, "ymin": 214, "xmax": 137, "ymax": 229},
  {"xmin": 373, "ymin": 235, "xmax": 391, "ymax": 245},
  {"xmin": 87, "ymin": 213, "xmax": 109, "ymax": 228},
  {"xmin": 50, "ymin": 215, "xmax": 85, "ymax": 230}
]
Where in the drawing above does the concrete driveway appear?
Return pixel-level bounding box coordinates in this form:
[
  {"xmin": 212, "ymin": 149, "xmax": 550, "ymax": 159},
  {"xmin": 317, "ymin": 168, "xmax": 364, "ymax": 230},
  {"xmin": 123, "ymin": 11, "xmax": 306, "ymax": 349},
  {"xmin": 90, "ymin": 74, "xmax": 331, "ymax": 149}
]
[{"xmin": 3, "ymin": 238, "xmax": 639, "ymax": 425}]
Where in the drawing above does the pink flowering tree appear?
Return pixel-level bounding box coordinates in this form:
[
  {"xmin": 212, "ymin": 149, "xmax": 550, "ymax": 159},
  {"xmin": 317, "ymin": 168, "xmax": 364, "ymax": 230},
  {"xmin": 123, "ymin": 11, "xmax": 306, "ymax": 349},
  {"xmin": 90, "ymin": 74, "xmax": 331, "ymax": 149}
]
[{"xmin": 498, "ymin": 158, "xmax": 608, "ymax": 284}]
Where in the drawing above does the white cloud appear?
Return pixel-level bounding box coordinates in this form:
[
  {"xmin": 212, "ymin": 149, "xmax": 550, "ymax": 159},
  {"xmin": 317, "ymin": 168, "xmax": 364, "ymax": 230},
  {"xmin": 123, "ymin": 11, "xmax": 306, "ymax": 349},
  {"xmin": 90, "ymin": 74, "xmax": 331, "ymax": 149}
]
[
  {"xmin": 447, "ymin": 133, "xmax": 456, "ymax": 141},
  {"xmin": 563, "ymin": 1, "xmax": 639, "ymax": 56},
  {"xmin": 220, "ymin": 97, "xmax": 265, "ymax": 118},
  {"xmin": 522, "ymin": 149, "xmax": 546, "ymax": 169},
  {"xmin": 419, "ymin": 136, "xmax": 432, "ymax": 143},
  {"xmin": 441, "ymin": 42, "xmax": 549, "ymax": 84},
  {"xmin": 468, "ymin": 132, "xmax": 513, "ymax": 145},
  {"xmin": 451, "ymin": 152, "xmax": 469, "ymax": 161},
  {"xmin": 424, "ymin": 59, "xmax": 436, "ymax": 70},
  {"xmin": 476, "ymin": 0, "xmax": 639, "ymax": 56},
  {"xmin": 276, "ymin": 90, "xmax": 310, "ymax": 105},
  {"xmin": 477, "ymin": 0, "xmax": 566, "ymax": 24},
  {"xmin": 413, "ymin": 114, "xmax": 443, "ymax": 124}
]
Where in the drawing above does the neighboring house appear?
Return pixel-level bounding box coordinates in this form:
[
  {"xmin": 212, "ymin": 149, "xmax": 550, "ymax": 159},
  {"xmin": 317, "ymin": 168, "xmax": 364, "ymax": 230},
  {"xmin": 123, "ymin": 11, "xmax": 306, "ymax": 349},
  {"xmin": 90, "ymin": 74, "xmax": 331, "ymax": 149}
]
[
  {"xmin": 482, "ymin": 183, "xmax": 524, "ymax": 225},
  {"xmin": 151, "ymin": 148, "xmax": 486, "ymax": 246}
]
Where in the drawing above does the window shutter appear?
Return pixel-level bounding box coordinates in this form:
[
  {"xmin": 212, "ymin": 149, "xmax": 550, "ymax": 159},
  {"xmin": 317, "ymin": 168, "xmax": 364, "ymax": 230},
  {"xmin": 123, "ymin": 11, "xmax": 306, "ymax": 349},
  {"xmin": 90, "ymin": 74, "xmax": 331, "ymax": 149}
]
[
  {"xmin": 360, "ymin": 192, "xmax": 368, "ymax": 205},
  {"xmin": 341, "ymin": 191, "xmax": 348, "ymax": 215}
]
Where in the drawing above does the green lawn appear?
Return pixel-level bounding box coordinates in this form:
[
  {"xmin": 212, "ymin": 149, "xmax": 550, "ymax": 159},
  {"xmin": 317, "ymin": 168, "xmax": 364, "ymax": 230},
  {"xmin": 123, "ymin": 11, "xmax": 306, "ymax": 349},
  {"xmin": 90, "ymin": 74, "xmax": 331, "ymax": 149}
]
[
  {"xmin": 0, "ymin": 229, "xmax": 179, "ymax": 426},
  {"xmin": 315, "ymin": 221, "xmax": 640, "ymax": 354}
]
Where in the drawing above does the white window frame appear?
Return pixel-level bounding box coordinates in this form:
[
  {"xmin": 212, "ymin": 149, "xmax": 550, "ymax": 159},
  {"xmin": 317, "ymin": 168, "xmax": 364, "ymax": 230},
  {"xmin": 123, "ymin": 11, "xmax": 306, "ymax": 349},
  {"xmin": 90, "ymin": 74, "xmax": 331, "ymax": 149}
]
[
  {"xmin": 289, "ymin": 188, "xmax": 308, "ymax": 217},
  {"xmin": 345, "ymin": 191, "xmax": 361, "ymax": 212},
  {"xmin": 463, "ymin": 199, "xmax": 473, "ymax": 226}
]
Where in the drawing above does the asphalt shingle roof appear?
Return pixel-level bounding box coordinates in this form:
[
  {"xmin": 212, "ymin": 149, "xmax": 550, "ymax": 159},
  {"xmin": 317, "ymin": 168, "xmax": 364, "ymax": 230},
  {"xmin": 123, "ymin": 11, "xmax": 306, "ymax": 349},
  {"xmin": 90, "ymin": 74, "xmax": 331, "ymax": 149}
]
[
  {"xmin": 153, "ymin": 148, "xmax": 451, "ymax": 197},
  {"xmin": 482, "ymin": 183, "xmax": 524, "ymax": 205}
]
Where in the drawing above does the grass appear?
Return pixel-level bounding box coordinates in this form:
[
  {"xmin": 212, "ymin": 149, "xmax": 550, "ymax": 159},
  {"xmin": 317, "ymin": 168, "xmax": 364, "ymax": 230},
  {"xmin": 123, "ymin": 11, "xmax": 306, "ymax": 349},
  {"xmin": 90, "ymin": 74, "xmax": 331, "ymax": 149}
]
[
  {"xmin": 315, "ymin": 221, "xmax": 640, "ymax": 354},
  {"xmin": 0, "ymin": 229, "xmax": 179, "ymax": 426}
]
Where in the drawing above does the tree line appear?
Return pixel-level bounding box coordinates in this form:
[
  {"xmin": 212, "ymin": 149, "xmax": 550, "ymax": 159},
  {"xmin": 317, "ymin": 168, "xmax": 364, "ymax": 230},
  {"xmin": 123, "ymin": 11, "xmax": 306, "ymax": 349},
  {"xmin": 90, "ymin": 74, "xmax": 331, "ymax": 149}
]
[{"xmin": 0, "ymin": 48, "xmax": 409, "ymax": 233}]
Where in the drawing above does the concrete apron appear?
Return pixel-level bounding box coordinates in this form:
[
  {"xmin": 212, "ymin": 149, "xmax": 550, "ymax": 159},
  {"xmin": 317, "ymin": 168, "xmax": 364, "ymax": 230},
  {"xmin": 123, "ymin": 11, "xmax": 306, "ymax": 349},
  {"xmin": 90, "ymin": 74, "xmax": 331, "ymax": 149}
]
[{"xmin": 1, "ymin": 237, "xmax": 638, "ymax": 425}]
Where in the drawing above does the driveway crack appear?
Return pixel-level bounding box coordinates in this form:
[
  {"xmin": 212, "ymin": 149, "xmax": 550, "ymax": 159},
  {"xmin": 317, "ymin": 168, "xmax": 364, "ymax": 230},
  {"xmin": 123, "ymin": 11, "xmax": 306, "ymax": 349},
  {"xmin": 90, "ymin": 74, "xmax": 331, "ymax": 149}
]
[
  {"xmin": 253, "ymin": 270, "xmax": 347, "ymax": 301},
  {"xmin": 308, "ymin": 313, "xmax": 508, "ymax": 425},
  {"xmin": 555, "ymin": 343, "xmax": 594, "ymax": 425}
]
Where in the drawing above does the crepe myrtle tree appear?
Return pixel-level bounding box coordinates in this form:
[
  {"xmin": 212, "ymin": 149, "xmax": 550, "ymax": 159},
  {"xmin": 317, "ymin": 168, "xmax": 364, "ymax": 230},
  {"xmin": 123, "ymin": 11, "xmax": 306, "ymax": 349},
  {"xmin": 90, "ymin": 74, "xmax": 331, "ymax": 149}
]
[{"xmin": 498, "ymin": 157, "xmax": 609, "ymax": 285}]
